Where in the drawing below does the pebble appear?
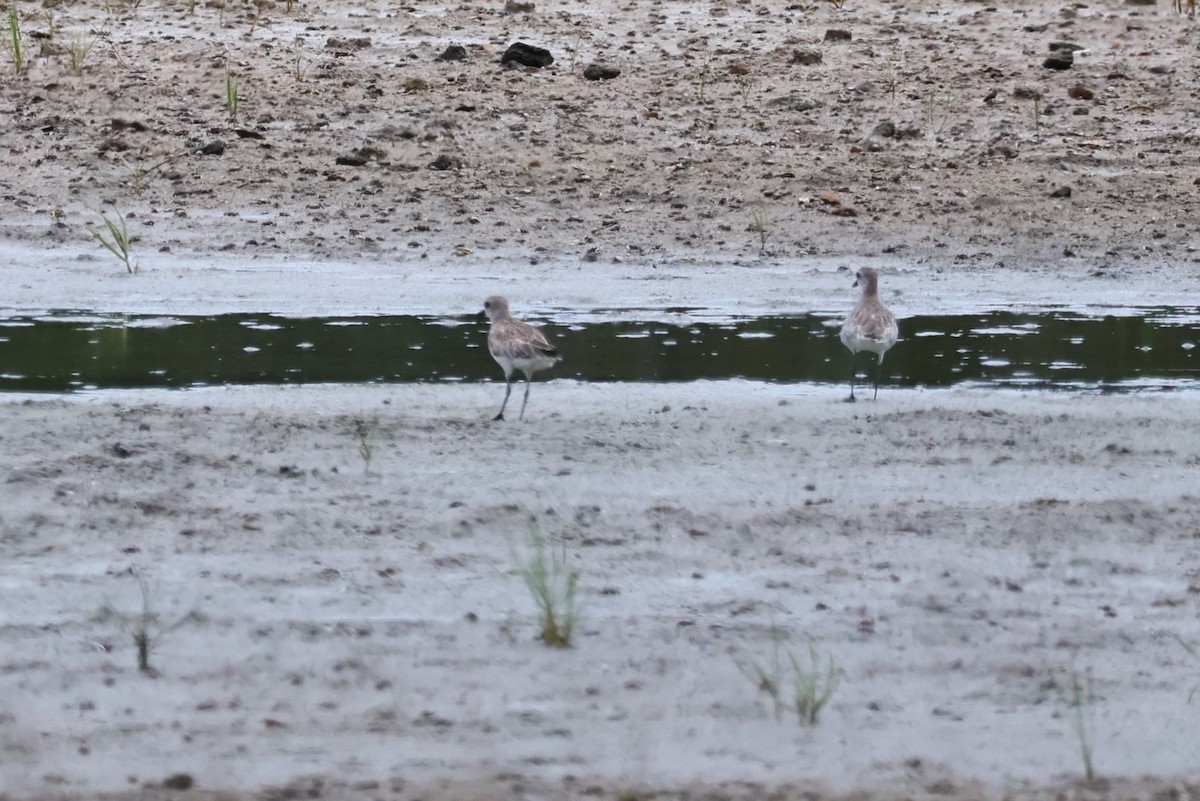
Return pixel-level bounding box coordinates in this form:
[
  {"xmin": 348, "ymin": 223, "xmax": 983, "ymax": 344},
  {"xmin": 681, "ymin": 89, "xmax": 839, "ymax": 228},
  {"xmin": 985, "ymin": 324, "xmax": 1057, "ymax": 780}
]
[
  {"xmin": 824, "ymin": 29, "xmax": 852, "ymax": 42},
  {"xmin": 501, "ymin": 42, "xmax": 553, "ymax": 68},
  {"xmin": 791, "ymin": 48, "xmax": 822, "ymax": 66},
  {"xmin": 437, "ymin": 45, "xmax": 467, "ymax": 62},
  {"xmin": 583, "ymin": 63, "xmax": 620, "ymax": 81},
  {"xmin": 1043, "ymin": 43, "xmax": 1076, "ymax": 70},
  {"xmin": 430, "ymin": 154, "xmax": 462, "ymax": 171},
  {"xmin": 200, "ymin": 140, "xmax": 225, "ymax": 156}
]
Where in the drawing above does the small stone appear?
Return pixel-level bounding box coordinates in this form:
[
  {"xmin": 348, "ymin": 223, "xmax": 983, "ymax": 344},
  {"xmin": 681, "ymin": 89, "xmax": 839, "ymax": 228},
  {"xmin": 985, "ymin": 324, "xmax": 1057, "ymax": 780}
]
[
  {"xmin": 1044, "ymin": 43, "xmax": 1075, "ymax": 70},
  {"xmin": 162, "ymin": 773, "xmax": 194, "ymax": 791},
  {"xmin": 1013, "ymin": 86, "xmax": 1042, "ymax": 100},
  {"xmin": 336, "ymin": 154, "xmax": 368, "ymax": 167},
  {"xmin": 791, "ymin": 48, "xmax": 822, "ymax": 66},
  {"xmin": 1050, "ymin": 186, "xmax": 1072, "ymax": 199},
  {"xmin": 871, "ymin": 121, "xmax": 896, "ymax": 139},
  {"xmin": 501, "ymin": 42, "xmax": 553, "ymax": 68},
  {"xmin": 582, "ymin": 63, "xmax": 620, "ymax": 81},
  {"xmin": 504, "ymin": 0, "xmax": 535, "ymax": 12},
  {"xmin": 430, "ymin": 154, "xmax": 462, "ymax": 171},
  {"xmin": 325, "ymin": 37, "xmax": 371, "ymax": 51},
  {"xmin": 765, "ymin": 94, "xmax": 820, "ymax": 112},
  {"xmin": 824, "ymin": 28, "xmax": 852, "ymax": 42},
  {"xmin": 437, "ymin": 45, "xmax": 467, "ymax": 62},
  {"xmin": 1044, "ymin": 51, "xmax": 1073, "ymax": 70},
  {"xmin": 200, "ymin": 140, "xmax": 225, "ymax": 156},
  {"xmin": 1068, "ymin": 84, "xmax": 1094, "ymax": 100}
]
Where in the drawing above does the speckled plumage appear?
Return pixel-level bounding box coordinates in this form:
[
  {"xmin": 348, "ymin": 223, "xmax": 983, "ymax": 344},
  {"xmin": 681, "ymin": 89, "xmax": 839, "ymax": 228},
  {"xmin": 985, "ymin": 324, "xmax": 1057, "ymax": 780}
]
[
  {"xmin": 839, "ymin": 267, "xmax": 899, "ymax": 401},
  {"xmin": 483, "ymin": 295, "xmax": 562, "ymax": 421}
]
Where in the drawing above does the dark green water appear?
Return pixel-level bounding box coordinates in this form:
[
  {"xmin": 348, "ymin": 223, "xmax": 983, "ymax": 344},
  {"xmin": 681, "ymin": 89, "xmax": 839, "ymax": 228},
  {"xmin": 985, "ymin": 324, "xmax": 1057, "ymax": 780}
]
[{"xmin": 0, "ymin": 309, "xmax": 1197, "ymax": 392}]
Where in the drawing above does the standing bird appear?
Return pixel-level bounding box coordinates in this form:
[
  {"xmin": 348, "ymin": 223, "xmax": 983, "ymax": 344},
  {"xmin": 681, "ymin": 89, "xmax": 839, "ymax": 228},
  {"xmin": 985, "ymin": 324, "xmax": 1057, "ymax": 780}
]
[
  {"xmin": 839, "ymin": 267, "xmax": 899, "ymax": 402},
  {"xmin": 483, "ymin": 295, "xmax": 562, "ymax": 421}
]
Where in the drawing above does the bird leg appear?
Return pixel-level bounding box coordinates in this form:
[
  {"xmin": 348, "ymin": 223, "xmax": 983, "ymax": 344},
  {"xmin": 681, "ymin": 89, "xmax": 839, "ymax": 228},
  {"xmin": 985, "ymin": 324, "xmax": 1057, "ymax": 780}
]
[
  {"xmin": 518, "ymin": 375, "xmax": 532, "ymax": 421},
  {"xmin": 494, "ymin": 376, "xmax": 513, "ymax": 421},
  {"xmin": 846, "ymin": 352, "xmax": 858, "ymax": 403},
  {"xmin": 873, "ymin": 355, "xmax": 883, "ymax": 400}
]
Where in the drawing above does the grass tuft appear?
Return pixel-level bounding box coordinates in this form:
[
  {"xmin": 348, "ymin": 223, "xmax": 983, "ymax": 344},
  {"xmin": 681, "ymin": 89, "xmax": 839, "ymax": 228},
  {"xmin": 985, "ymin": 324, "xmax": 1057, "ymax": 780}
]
[
  {"xmin": 8, "ymin": 6, "xmax": 23, "ymax": 74},
  {"xmin": 1066, "ymin": 666, "xmax": 1098, "ymax": 785},
  {"xmin": 515, "ymin": 523, "xmax": 581, "ymax": 648},
  {"xmin": 352, "ymin": 417, "xmax": 374, "ymax": 474},
  {"xmin": 733, "ymin": 632, "xmax": 839, "ymax": 725},
  {"xmin": 225, "ymin": 67, "xmax": 239, "ymax": 122},
  {"xmin": 89, "ymin": 209, "xmax": 137, "ymax": 274},
  {"xmin": 98, "ymin": 574, "xmax": 192, "ymax": 675}
]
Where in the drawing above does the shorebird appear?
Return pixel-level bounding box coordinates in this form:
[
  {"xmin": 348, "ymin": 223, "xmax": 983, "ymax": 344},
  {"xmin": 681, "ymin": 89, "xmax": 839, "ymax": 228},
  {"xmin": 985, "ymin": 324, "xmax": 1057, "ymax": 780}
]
[
  {"xmin": 483, "ymin": 295, "xmax": 562, "ymax": 421},
  {"xmin": 839, "ymin": 267, "xmax": 899, "ymax": 402}
]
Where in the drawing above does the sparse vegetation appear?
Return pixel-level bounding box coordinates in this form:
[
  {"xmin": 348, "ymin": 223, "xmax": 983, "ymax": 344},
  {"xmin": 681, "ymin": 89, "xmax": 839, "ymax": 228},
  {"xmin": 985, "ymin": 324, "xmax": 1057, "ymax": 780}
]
[
  {"xmin": 98, "ymin": 575, "xmax": 192, "ymax": 674},
  {"xmin": 695, "ymin": 54, "xmax": 714, "ymax": 103},
  {"xmin": 248, "ymin": 0, "xmax": 268, "ymax": 35},
  {"xmin": 290, "ymin": 38, "xmax": 312, "ymax": 82},
  {"xmin": 748, "ymin": 201, "xmax": 771, "ymax": 254},
  {"xmin": 1066, "ymin": 667, "xmax": 1098, "ymax": 785},
  {"xmin": 125, "ymin": 153, "xmax": 180, "ymax": 195},
  {"xmin": 352, "ymin": 417, "xmax": 374, "ymax": 474},
  {"xmin": 89, "ymin": 209, "xmax": 137, "ymax": 274},
  {"xmin": 225, "ymin": 67, "xmax": 240, "ymax": 122},
  {"xmin": 1176, "ymin": 634, "xmax": 1198, "ymax": 702},
  {"xmin": 733, "ymin": 633, "xmax": 839, "ymax": 725},
  {"xmin": 8, "ymin": 6, "xmax": 24, "ymax": 74},
  {"xmin": 515, "ymin": 523, "xmax": 581, "ymax": 648},
  {"xmin": 67, "ymin": 32, "xmax": 97, "ymax": 73}
]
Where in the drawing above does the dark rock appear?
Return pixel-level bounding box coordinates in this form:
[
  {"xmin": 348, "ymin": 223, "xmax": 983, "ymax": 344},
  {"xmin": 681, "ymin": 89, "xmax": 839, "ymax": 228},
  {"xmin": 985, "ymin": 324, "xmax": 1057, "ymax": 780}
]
[
  {"xmin": 430, "ymin": 154, "xmax": 462, "ymax": 171},
  {"xmin": 504, "ymin": 0, "xmax": 535, "ymax": 12},
  {"xmin": 1013, "ymin": 86, "xmax": 1042, "ymax": 100},
  {"xmin": 583, "ymin": 63, "xmax": 621, "ymax": 81},
  {"xmin": 325, "ymin": 37, "xmax": 371, "ymax": 50},
  {"xmin": 234, "ymin": 128, "xmax": 265, "ymax": 140},
  {"xmin": 200, "ymin": 140, "xmax": 225, "ymax": 156},
  {"xmin": 791, "ymin": 48, "xmax": 822, "ymax": 65},
  {"xmin": 824, "ymin": 28, "xmax": 852, "ymax": 42},
  {"xmin": 1044, "ymin": 49, "xmax": 1074, "ymax": 70},
  {"xmin": 1068, "ymin": 84, "xmax": 1094, "ymax": 100},
  {"xmin": 871, "ymin": 121, "xmax": 896, "ymax": 138},
  {"xmin": 1050, "ymin": 186, "xmax": 1072, "ymax": 198},
  {"xmin": 161, "ymin": 773, "xmax": 194, "ymax": 791},
  {"xmin": 336, "ymin": 154, "xmax": 368, "ymax": 167},
  {"xmin": 437, "ymin": 45, "xmax": 468, "ymax": 62},
  {"xmin": 501, "ymin": 42, "xmax": 553, "ymax": 68},
  {"xmin": 1044, "ymin": 42, "xmax": 1076, "ymax": 70},
  {"xmin": 765, "ymin": 94, "xmax": 820, "ymax": 112}
]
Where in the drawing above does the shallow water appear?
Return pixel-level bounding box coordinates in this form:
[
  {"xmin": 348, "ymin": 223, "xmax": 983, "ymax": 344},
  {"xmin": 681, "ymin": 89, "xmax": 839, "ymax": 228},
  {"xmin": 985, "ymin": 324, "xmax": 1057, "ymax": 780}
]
[{"xmin": 0, "ymin": 308, "xmax": 1197, "ymax": 392}]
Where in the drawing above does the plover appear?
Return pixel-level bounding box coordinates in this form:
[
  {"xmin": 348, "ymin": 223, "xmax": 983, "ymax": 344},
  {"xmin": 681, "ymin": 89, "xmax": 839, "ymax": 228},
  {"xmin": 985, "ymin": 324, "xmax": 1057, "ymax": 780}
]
[
  {"xmin": 839, "ymin": 267, "xmax": 899, "ymax": 402},
  {"xmin": 483, "ymin": 295, "xmax": 562, "ymax": 421}
]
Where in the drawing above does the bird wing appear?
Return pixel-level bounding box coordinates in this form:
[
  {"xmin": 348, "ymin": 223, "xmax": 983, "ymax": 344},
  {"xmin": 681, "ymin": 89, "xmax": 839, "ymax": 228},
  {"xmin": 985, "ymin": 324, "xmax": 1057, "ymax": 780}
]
[{"xmin": 490, "ymin": 319, "xmax": 558, "ymax": 360}]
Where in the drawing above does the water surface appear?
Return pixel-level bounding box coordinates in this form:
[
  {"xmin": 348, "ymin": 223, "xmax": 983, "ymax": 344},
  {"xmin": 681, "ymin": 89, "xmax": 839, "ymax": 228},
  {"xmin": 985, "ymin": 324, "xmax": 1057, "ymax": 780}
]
[{"xmin": 0, "ymin": 308, "xmax": 1196, "ymax": 392}]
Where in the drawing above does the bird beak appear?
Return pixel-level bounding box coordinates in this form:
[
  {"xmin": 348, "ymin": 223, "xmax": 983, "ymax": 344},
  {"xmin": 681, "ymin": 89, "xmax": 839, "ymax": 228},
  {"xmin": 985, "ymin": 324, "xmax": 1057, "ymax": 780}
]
[{"xmin": 852, "ymin": 276, "xmax": 860, "ymax": 288}]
